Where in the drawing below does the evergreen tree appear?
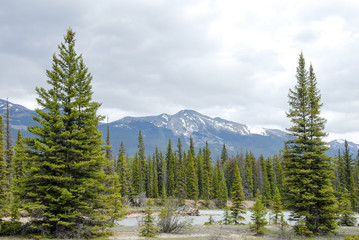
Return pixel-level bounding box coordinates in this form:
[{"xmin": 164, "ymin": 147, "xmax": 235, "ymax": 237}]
[
  {"xmin": 165, "ymin": 139, "xmax": 175, "ymax": 197},
  {"xmin": 151, "ymin": 153, "xmax": 159, "ymax": 198},
  {"xmin": 338, "ymin": 188, "xmax": 356, "ymax": 226},
  {"xmin": 215, "ymin": 163, "xmax": 228, "ymax": 207},
  {"xmin": 284, "ymin": 53, "xmax": 338, "ymax": 235},
  {"xmin": 244, "ymin": 151, "xmax": 254, "ymax": 198},
  {"xmin": 139, "ymin": 199, "xmax": 159, "ymax": 237},
  {"xmin": 117, "ymin": 142, "xmax": 131, "ymax": 197},
  {"xmin": 230, "ymin": 165, "xmax": 245, "ymax": 224},
  {"xmin": 250, "ymin": 190, "xmax": 268, "ymax": 235},
  {"xmin": 23, "ymin": 29, "xmax": 112, "ymax": 237},
  {"xmin": 137, "ymin": 130, "xmax": 146, "ymax": 194},
  {"xmin": 0, "ymin": 115, "xmax": 8, "ymax": 219},
  {"xmin": 105, "ymin": 117, "xmax": 115, "ymax": 169},
  {"xmin": 131, "ymin": 153, "xmax": 140, "ymax": 195},
  {"xmin": 336, "ymin": 150, "xmax": 345, "ymax": 193},
  {"xmin": 186, "ymin": 151, "xmax": 198, "ymax": 200},
  {"xmin": 196, "ymin": 148, "xmax": 204, "ymax": 198},
  {"xmin": 10, "ymin": 130, "xmax": 26, "ymax": 220},
  {"xmin": 342, "ymin": 140, "xmax": 357, "ymax": 210},
  {"xmin": 5, "ymin": 98, "xmax": 13, "ymax": 185},
  {"xmin": 108, "ymin": 173, "xmax": 127, "ymax": 222},
  {"xmin": 202, "ymin": 142, "xmax": 213, "ymax": 200},
  {"xmin": 221, "ymin": 144, "xmax": 228, "ymax": 166},
  {"xmin": 271, "ymin": 187, "xmax": 283, "ymax": 225},
  {"xmin": 175, "ymin": 139, "xmax": 186, "ymax": 200}
]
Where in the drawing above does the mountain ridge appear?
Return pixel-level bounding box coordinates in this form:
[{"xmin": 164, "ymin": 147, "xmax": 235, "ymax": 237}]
[{"xmin": 0, "ymin": 98, "xmax": 358, "ymax": 158}]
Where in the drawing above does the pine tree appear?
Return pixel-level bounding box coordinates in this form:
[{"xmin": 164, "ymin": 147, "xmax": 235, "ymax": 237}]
[
  {"xmin": 137, "ymin": 130, "xmax": 146, "ymax": 194},
  {"xmin": 5, "ymin": 98, "xmax": 13, "ymax": 183},
  {"xmin": 230, "ymin": 165, "xmax": 245, "ymax": 224},
  {"xmin": 108, "ymin": 173, "xmax": 127, "ymax": 222},
  {"xmin": 117, "ymin": 142, "xmax": 131, "ymax": 197},
  {"xmin": 0, "ymin": 115, "xmax": 8, "ymax": 219},
  {"xmin": 131, "ymin": 153, "xmax": 140, "ymax": 195},
  {"xmin": 250, "ymin": 190, "xmax": 268, "ymax": 235},
  {"xmin": 336, "ymin": 150, "xmax": 345, "ymax": 193},
  {"xmin": 244, "ymin": 151, "xmax": 254, "ymax": 198},
  {"xmin": 186, "ymin": 151, "xmax": 198, "ymax": 201},
  {"xmin": 139, "ymin": 199, "xmax": 159, "ymax": 237},
  {"xmin": 284, "ymin": 53, "xmax": 338, "ymax": 235},
  {"xmin": 338, "ymin": 188, "xmax": 356, "ymax": 226},
  {"xmin": 151, "ymin": 153, "xmax": 159, "ymax": 198},
  {"xmin": 216, "ymin": 163, "xmax": 228, "ymax": 208},
  {"xmin": 23, "ymin": 29, "xmax": 112, "ymax": 237},
  {"xmin": 221, "ymin": 144, "xmax": 228, "ymax": 166},
  {"xmin": 271, "ymin": 187, "xmax": 283, "ymax": 225},
  {"xmin": 202, "ymin": 142, "xmax": 213, "ymax": 200},
  {"xmin": 175, "ymin": 139, "xmax": 186, "ymax": 200},
  {"xmin": 165, "ymin": 139, "xmax": 175, "ymax": 196},
  {"xmin": 196, "ymin": 148, "xmax": 204, "ymax": 198},
  {"xmin": 342, "ymin": 140, "xmax": 357, "ymax": 210},
  {"xmin": 10, "ymin": 130, "xmax": 26, "ymax": 221},
  {"xmin": 105, "ymin": 117, "xmax": 115, "ymax": 174}
]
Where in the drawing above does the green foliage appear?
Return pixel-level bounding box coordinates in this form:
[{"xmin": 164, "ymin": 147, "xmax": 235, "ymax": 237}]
[
  {"xmin": 108, "ymin": 173, "xmax": 128, "ymax": 222},
  {"xmin": 222, "ymin": 207, "xmax": 232, "ymax": 225},
  {"xmin": 22, "ymin": 29, "xmax": 112, "ymax": 238},
  {"xmin": 0, "ymin": 221, "xmax": 22, "ymax": 236},
  {"xmin": 345, "ymin": 236, "xmax": 359, "ymax": 240},
  {"xmin": 117, "ymin": 141, "xmax": 132, "ymax": 197},
  {"xmin": 250, "ymin": 190, "xmax": 268, "ymax": 235},
  {"xmin": 271, "ymin": 187, "xmax": 283, "ymax": 225},
  {"xmin": 284, "ymin": 52, "xmax": 338, "ymax": 236},
  {"xmin": 0, "ymin": 115, "xmax": 9, "ymax": 218},
  {"xmin": 213, "ymin": 162, "xmax": 228, "ymax": 208},
  {"xmin": 139, "ymin": 199, "xmax": 159, "ymax": 237},
  {"xmin": 10, "ymin": 130, "xmax": 26, "ymax": 221},
  {"xmin": 339, "ymin": 188, "xmax": 357, "ymax": 226},
  {"xmin": 230, "ymin": 164, "xmax": 245, "ymax": 224},
  {"xmin": 186, "ymin": 151, "xmax": 198, "ymax": 201},
  {"xmin": 201, "ymin": 142, "xmax": 213, "ymax": 200}
]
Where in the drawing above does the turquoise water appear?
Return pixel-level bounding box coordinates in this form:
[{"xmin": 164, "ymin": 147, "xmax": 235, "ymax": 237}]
[
  {"xmin": 116, "ymin": 210, "xmax": 293, "ymax": 226},
  {"xmin": 116, "ymin": 210, "xmax": 359, "ymax": 226}
]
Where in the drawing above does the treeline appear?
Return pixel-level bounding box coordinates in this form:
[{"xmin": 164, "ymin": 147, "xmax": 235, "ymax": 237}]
[{"xmin": 110, "ymin": 129, "xmax": 359, "ymax": 211}]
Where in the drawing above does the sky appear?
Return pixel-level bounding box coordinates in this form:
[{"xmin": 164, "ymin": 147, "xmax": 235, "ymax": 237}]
[{"xmin": 1, "ymin": 0, "xmax": 359, "ymax": 142}]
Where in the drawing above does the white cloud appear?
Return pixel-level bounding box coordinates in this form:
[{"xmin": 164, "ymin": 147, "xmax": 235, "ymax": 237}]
[{"xmin": 1, "ymin": 0, "xmax": 359, "ymax": 143}]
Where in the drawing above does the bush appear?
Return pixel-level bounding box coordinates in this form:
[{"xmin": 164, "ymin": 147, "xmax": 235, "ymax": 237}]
[
  {"xmin": 345, "ymin": 236, "xmax": 359, "ymax": 240},
  {"xmin": 0, "ymin": 221, "xmax": 22, "ymax": 236},
  {"xmin": 157, "ymin": 200, "xmax": 192, "ymax": 233}
]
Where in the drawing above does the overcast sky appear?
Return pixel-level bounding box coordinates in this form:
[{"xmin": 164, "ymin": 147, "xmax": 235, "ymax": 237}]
[{"xmin": 1, "ymin": 0, "xmax": 359, "ymax": 142}]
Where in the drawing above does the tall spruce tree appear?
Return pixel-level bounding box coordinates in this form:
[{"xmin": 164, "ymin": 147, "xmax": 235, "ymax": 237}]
[
  {"xmin": 23, "ymin": 29, "xmax": 112, "ymax": 237},
  {"xmin": 186, "ymin": 151, "xmax": 198, "ymax": 201},
  {"xmin": 10, "ymin": 130, "xmax": 26, "ymax": 220},
  {"xmin": 0, "ymin": 115, "xmax": 7, "ymax": 219},
  {"xmin": 284, "ymin": 52, "xmax": 338, "ymax": 235},
  {"xmin": 342, "ymin": 140, "xmax": 357, "ymax": 210},
  {"xmin": 230, "ymin": 164, "xmax": 245, "ymax": 224},
  {"xmin": 117, "ymin": 142, "xmax": 131, "ymax": 197}
]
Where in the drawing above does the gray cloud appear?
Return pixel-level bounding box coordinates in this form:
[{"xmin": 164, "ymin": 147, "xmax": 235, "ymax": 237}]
[{"xmin": 1, "ymin": 0, "xmax": 359, "ymax": 142}]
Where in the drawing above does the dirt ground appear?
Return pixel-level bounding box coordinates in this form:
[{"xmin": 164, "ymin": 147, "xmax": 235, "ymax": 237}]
[{"xmin": 109, "ymin": 224, "xmax": 359, "ymax": 240}]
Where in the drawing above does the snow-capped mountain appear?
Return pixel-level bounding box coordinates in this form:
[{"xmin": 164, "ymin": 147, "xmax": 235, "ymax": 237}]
[
  {"xmin": 1, "ymin": 98, "xmax": 358, "ymax": 158},
  {"xmin": 0, "ymin": 99, "xmax": 36, "ymax": 132},
  {"xmin": 107, "ymin": 109, "xmax": 291, "ymax": 156}
]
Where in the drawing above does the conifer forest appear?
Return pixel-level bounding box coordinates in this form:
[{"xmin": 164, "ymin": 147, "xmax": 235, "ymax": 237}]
[{"xmin": 1, "ymin": 29, "xmax": 359, "ymax": 239}]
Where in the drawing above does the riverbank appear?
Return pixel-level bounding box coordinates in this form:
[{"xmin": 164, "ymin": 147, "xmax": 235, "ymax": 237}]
[{"xmin": 109, "ymin": 224, "xmax": 359, "ymax": 239}]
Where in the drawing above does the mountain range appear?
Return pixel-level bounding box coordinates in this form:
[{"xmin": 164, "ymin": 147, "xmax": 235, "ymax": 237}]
[{"xmin": 1, "ymin": 98, "xmax": 358, "ymax": 158}]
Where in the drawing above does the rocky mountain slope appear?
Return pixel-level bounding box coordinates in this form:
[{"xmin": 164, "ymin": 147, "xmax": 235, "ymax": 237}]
[{"xmin": 1, "ymin": 98, "xmax": 358, "ymax": 158}]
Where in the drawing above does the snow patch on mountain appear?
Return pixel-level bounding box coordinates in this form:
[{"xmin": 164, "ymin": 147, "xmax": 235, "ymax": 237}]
[{"xmin": 247, "ymin": 125, "xmax": 268, "ymax": 136}]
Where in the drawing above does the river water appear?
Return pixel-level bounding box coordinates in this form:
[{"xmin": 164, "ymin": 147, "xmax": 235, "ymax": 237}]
[{"xmin": 117, "ymin": 209, "xmax": 354, "ymax": 226}]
